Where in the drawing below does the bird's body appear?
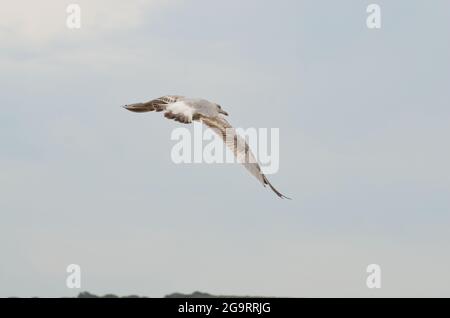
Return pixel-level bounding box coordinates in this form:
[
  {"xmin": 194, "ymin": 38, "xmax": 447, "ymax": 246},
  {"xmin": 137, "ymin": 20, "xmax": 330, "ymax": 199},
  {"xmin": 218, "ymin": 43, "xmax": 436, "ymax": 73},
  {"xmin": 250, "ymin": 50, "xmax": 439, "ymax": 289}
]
[{"xmin": 124, "ymin": 95, "xmax": 290, "ymax": 199}]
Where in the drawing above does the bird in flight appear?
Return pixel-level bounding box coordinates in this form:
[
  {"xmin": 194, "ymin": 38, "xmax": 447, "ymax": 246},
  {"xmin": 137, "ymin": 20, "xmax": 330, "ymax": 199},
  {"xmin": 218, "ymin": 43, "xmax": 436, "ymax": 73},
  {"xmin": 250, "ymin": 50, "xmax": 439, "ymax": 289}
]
[{"xmin": 123, "ymin": 95, "xmax": 290, "ymax": 199}]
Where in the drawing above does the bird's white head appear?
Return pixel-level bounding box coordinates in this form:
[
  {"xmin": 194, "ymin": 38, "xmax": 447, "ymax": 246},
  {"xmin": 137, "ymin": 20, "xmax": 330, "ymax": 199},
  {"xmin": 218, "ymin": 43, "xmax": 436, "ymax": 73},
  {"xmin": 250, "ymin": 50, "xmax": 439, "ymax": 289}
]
[{"xmin": 216, "ymin": 104, "xmax": 228, "ymax": 116}]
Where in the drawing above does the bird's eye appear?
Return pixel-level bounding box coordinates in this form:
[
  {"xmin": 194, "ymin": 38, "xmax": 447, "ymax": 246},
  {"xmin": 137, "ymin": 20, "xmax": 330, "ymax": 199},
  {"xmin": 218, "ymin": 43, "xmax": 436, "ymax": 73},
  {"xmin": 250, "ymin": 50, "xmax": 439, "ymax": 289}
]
[{"xmin": 218, "ymin": 105, "xmax": 222, "ymax": 109}]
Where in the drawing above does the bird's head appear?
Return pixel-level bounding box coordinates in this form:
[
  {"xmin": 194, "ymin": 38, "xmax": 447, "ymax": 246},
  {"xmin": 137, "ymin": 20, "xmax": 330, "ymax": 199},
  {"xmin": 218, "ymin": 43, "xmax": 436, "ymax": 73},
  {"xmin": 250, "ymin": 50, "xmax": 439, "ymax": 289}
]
[{"xmin": 216, "ymin": 104, "xmax": 228, "ymax": 116}]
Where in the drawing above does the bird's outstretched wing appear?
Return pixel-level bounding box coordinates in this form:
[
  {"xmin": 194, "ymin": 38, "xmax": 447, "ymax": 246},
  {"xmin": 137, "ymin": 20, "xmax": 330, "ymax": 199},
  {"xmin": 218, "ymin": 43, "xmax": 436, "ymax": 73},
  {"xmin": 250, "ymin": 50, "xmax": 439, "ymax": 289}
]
[
  {"xmin": 200, "ymin": 115, "xmax": 291, "ymax": 199},
  {"xmin": 124, "ymin": 95, "xmax": 195, "ymax": 124}
]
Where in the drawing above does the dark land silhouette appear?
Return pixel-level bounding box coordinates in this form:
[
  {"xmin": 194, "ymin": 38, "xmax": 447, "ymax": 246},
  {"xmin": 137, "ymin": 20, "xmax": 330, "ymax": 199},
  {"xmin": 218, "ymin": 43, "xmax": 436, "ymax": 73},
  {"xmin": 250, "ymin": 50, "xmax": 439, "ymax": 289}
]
[{"xmin": 76, "ymin": 291, "xmax": 256, "ymax": 298}]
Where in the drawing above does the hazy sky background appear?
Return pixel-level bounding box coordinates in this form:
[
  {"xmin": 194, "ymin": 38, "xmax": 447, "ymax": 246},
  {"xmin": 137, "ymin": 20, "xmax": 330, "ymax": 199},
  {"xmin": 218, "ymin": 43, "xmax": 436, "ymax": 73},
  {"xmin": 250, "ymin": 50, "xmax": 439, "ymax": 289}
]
[{"xmin": 1, "ymin": 0, "xmax": 449, "ymax": 297}]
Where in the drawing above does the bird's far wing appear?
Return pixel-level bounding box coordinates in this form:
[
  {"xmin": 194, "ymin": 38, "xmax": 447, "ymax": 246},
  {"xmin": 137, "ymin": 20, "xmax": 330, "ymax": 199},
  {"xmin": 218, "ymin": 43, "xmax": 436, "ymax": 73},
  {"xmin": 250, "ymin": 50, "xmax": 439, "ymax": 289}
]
[
  {"xmin": 124, "ymin": 95, "xmax": 182, "ymax": 112},
  {"xmin": 124, "ymin": 95, "xmax": 195, "ymax": 124},
  {"xmin": 201, "ymin": 116, "xmax": 290, "ymax": 199}
]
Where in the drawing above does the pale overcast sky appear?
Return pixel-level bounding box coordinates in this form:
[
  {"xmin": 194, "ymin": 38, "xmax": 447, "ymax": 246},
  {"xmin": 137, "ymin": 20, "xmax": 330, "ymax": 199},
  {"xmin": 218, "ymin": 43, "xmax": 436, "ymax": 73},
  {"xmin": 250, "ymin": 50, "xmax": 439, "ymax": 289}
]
[{"xmin": 1, "ymin": 0, "xmax": 450, "ymax": 297}]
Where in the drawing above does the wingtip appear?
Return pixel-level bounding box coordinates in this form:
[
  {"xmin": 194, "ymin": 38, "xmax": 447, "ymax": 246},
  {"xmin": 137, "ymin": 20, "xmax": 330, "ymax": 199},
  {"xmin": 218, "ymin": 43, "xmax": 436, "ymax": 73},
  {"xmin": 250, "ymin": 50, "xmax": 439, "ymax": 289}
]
[
  {"xmin": 263, "ymin": 175, "xmax": 291, "ymax": 200},
  {"xmin": 276, "ymin": 191, "xmax": 292, "ymax": 200}
]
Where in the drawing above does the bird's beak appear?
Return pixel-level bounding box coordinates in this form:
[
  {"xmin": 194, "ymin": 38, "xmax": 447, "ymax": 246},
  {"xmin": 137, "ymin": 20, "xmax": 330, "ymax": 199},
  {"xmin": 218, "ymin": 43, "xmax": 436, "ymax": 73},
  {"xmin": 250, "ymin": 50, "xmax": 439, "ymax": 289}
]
[
  {"xmin": 219, "ymin": 109, "xmax": 228, "ymax": 116},
  {"xmin": 123, "ymin": 103, "xmax": 149, "ymax": 113}
]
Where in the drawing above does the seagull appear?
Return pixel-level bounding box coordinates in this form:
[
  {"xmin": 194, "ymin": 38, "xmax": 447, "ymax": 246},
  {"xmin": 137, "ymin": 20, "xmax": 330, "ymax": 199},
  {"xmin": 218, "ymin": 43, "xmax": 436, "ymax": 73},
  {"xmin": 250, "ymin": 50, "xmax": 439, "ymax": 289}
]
[{"xmin": 123, "ymin": 95, "xmax": 290, "ymax": 199}]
